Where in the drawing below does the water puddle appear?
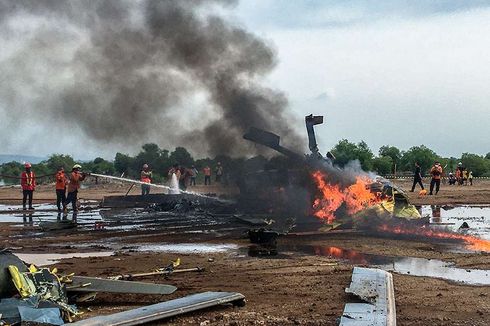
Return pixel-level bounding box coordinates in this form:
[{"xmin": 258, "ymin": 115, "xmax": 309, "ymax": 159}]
[
  {"xmin": 15, "ymin": 251, "xmax": 114, "ymax": 266},
  {"xmin": 0, "ymin": 204, "xmax": 247, "ymax": 237},
  {"xmin": 289, "ymin": 245, "xmax": 490, "ymax": 286},
  {"xmin": 422, "ymin": 205, "xmax": 490, "ymax": 241},
  {"xmin": 131, "ymin": 243, "xmax": 238, "ymax": 254}
]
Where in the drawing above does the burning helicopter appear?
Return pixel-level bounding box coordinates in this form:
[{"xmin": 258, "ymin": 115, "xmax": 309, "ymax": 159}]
[{"xmin": 242, "ymin": 114, "xmax": 421, "ymax": 230}]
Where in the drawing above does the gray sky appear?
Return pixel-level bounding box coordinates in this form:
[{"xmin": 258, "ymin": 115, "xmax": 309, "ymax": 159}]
[{"xmin": 1, "ymin": 0, "xmax": 489, "ymax": 159}]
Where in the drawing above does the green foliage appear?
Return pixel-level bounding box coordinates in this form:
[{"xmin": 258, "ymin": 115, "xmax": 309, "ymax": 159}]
[
  {"xmin": 114, "ymin": 152, "xmax": 134, "ymax": 175},
  {"xmin": 331, "ymin": 139, "xmax": 374, "ymax": 171},
  {"xmin": 2, "ymin": 142, "xmax": 489, "ymax": 184},
  {"xmin": 84, "ymin": 157, "xmax": 115, "ymax": 175},
  {"xmin": 399, "ymin": 145, "xmax": 439, "ymax": 174},
  {"xmin": 461, "ymin": 153, "xmax": 489, "ymax": 177},
  {"xmin": 372, "ymin": 156, "xmax": 393, "ymax": 175},
  {"xmin": 45, "ymin": 154, "xmax": 75, "ymax": 172},
  {"xmin": 378, "ymin": 145, "xmax": 401, "ymax": 172},
  {"xmin": 169, "ymin": 147, "xmax": 194, "ymax": 168},
  {"xmin": 0, "ymin": 162, "xmax": 23, "ymax": 184}
]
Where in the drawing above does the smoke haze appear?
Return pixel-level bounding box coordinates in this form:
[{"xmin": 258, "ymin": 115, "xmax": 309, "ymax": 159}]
[{"xmin": 0, "ymin": 0, "xmax": 302, "ymax": 157}]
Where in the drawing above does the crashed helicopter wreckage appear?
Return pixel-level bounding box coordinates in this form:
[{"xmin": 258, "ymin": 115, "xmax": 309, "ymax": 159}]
[
  {"xmin": 0, "ymin": 251, "xmax": 243, "ymax": 325},
  {"xmin": 242, "ymin": 114, "xmax": 421, "ymax": 230}
]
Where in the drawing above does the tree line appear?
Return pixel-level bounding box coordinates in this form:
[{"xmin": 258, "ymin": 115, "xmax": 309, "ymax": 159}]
[
  {"xmin": 1, "ymin": 141, "xmax": 489, "ymax": 185},
  {"xmin": 331, "ymin": 140, "xmax": 490, "ymax": 177}
]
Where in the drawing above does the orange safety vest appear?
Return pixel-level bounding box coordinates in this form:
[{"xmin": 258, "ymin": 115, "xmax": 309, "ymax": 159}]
[
  {"xmin": 430, "ymin": 166, "xmax": 443, "ymax": 180},
  {"xmin": 203, "ymin": 167, "xmax": 211, "ymax": 176},
  {"xmin": 67, "ymin": 171, "xmax": 86, "ymax": 193},
  {"xmin": 21, "ymin": 171, "xmax": 36, "ymax": 191},
  {"xmin": 55, "ymin": 171, "xmax": 67, "ymax": 190},
  {"xmin": 141, "ymin": 170, "xmax": 152, "ymax": 183}
]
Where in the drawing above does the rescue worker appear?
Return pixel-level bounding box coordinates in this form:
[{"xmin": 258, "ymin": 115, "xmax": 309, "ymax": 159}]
[
  {"xmin": 189, "ymin": 165, "xmax": 198, "ymax": 186},
  {"xmin": 64, "ymin": 164, "xmax": 87, "ymax": 212},
  {"xmin": 462, "ymin": 169, "xmax": 468, "ymax": 185},
  {"xmin": 468, "ymin": 171, "xmax": 474, "ymax": 186},
  {"xmin": 429, "ymin": 161, "xmax": 443, "ymax": 195},
  {"xmin": 215, "ymin": 162, "xmax": 223, "ymax": 183},
  {"xmin": 457, "ymin": 162, "xmax": 465, "ymax": 185},
  {"xmin": 20, "ymin": 163, "xmax": 36, "ymax": 210},
  {"xmin": 140, "ymin": 164, "xmax": 152, "ymax": 196},
  {"xmin": 179, "ymin": 166, "xmax": 192, "ymax": 191},
  {"xmin": 410, "ymin": 161, "xmax": 424, "ymax": 192},
  {"xmin": 455, "ymin": 168, "xmax": 461, "ymax": 185},
  {"xmin": 167, "ymin": 164, "xmax": 181, "ymax": 194},
  {"xmin": 203, "ymin": 165, "xmax": 211, "ymax": 185},
  {"xmin": 448, "ymin": 172, "xmax": 456, "ymax": 185},
  {"xmin": 168, "ymin": 164, "xmax": 181, "ymax": 180},
  {"xmin": 55, "ymin": 166, "xmax": 68, "ymax": 211}
]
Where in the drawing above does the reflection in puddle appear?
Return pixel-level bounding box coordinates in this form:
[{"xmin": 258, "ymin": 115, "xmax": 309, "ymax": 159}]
[
  {"xmin": 15, "ymin": 252, "xmax": 114, "ymax": 266},
  {"xmin": 421, "ymin": 205, "xmax": 490, "ymax": 240},
  {"xmin": 291, "ymin": 245, "xmax": 490, "ymax": 286},
  {"xmin": 134, "ymin": 243, "xmax": 238, "ymax": 254}
]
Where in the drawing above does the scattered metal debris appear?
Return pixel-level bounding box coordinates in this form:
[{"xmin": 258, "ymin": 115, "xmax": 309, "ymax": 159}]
[
  {"xmin": 340, "ymin": 267, "xmax": 396, "ymax": 326},
  {"xmin": 67, "ymin": 291, "xmax": 246, "ymax": 326},
  {"xmin": 66, "ymin": 276, "xmax": 177, "ymax": 295}
]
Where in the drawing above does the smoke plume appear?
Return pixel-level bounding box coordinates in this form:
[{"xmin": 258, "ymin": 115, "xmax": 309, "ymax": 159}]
[{"xmin": 0, "ymin": 0, "xmax": 302, "ymax": 156}]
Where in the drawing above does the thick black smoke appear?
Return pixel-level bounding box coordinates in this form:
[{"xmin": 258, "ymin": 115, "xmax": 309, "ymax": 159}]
[{"xmin": 0, "ymin": 0, "xmax": 302, "ymax": 156}]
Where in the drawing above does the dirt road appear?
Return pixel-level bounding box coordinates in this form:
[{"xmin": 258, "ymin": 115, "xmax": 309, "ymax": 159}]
[{"xmin": 1, "ymin": 181, "xmax": 489, "ymax": 325}]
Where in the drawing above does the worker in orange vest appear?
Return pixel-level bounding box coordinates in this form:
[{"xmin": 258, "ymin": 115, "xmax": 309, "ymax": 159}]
[
  {"xmin": 140, "ymin": 164, "xmax": 152, "ymax": 196},
  {"xmin": 55, "ymin": 166, "xmax": 68, "ymax": 211},
  {"xmin": 64, "ymin": 164, "xmax": 88, "ymax": 212},
  {"xmin": 21, "ymin": 163, "xmax": 36, "ymax": 210},
  {"xmin": 203, "ymin": 166, "xmax": 211, "ymax": 185},
  {"xmin": 429, "ymin": 162, "xmax": 443, "ymax": 195}
]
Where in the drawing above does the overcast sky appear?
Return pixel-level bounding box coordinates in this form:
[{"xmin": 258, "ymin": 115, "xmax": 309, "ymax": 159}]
[
  {"xmin": 1, "ymin": 0, "xmax": 489, "ymax": 160},
  {"xmin": 233, "ymin": 0, "xmax": 490, "ymax": 158}
]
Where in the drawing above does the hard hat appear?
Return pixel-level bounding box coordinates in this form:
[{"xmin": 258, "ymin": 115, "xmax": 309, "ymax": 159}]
[
  {"xmin": 143, "ymin": 164, "xmax": 149, "ymax": 169},
  {"xmin": 458, "ymin": 162, "xmax": 462, "ymax": 166},
  {"xmin": 73, "ymin": 164, "xmax": 82, "ymax": 170},
  {"xmin": 24, "ymin": 162, "xmax": 31, "ymax": 168}
]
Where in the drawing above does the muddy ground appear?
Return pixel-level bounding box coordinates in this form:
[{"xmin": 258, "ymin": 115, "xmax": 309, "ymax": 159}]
[{"xmin": 0, "ymin": 180, "xmax": 489, "ymax": 325}]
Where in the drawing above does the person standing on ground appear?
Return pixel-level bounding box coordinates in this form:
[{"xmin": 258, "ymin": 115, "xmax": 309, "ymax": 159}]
[
  {"xmin": 168, "ymin": 164, "xmax": 181, "ymax": 179},
  {"xmin": 462, "ymin": 169, "xmax": 468, "ymax": 186},
  {"xmin": 448, "ymin": 172, "xmax": 456, "ymax": 185},
  {"xmin": 20, "ymin": 163, "xmax": 36, "ymax": 210},
  {"xmin": 468, "ymin": 171, "xmax": 473, "ymax": 186},
  {"xmin": 140, "ymin": 164, "xmax": 152, "ymax": 196},
  {"xmin": 203, "ymin": 165, "xmax": 211, "ymax": 185},
  {"xmin": 64, "ymin": 164, "xmax": 87, "ymax": 212},
  {"xmin": 455, "ymin": 168, "xmax": 461, "ymax": 185},
  {"xmin": 457, "ymin": 162, "xmax": 465, "ymax": 185},
  {"xmin": 429, "ymin": 162, "xmax": 443, "ymax": 195},
  {"xmin": 179, "ymin": 166, "xmax": 192, "ymax": 191},
  {"xmin": 215, "ymin": 162, "xmax": 223, "ymax": 183},
  {"xmin": 410, "ymin": 161, "xmax": 424, "ymax": 192},
  {"xmin": 189, "ymin": 165, "xmax": 198, "ymax": 186},
  {"xmin": 55, "ymin": 166, "xmax": 67, "ymax": 211}
]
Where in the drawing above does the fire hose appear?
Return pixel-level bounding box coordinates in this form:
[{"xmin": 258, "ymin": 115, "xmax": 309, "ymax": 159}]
[{"xmin": 88, "ymin": 173, "xmax": 222, "ymax": 200}]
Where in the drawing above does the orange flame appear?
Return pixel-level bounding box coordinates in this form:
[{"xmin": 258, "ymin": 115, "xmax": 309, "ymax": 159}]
[
  {"xmin": 378, "ymin": 224, "xmax": 490, "ymax": 252},
  {"xmin": 311, "ymin": 171, "xmax": 381, "ymax": 223}
]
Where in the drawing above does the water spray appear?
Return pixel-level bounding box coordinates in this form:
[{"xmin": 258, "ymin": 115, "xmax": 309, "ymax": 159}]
[{"xmin": 88, "ymin": 173, "xmax": 220, "ymax": 200}]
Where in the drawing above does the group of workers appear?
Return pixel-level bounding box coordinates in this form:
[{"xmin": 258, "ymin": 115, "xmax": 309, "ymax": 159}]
[
  {"xmin": 411, "ymin": 161, "xmax": 474, "ymax": 195},
  {"xmin": 139, "ymin": 162, "xmax": 224, "ymax": 195},
  {"xmin": 448, "ymin": 163, "xmax": 474, "ymax": 186},
  {"xmin": 20, "ymin": 163, "xmax": 87, "ymax": 212}
]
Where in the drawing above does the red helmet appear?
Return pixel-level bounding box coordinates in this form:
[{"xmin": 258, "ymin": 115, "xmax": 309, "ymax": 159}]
[{"xmin": 24, "ymin": 162, "xmax": 32, "ymax": 168}]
